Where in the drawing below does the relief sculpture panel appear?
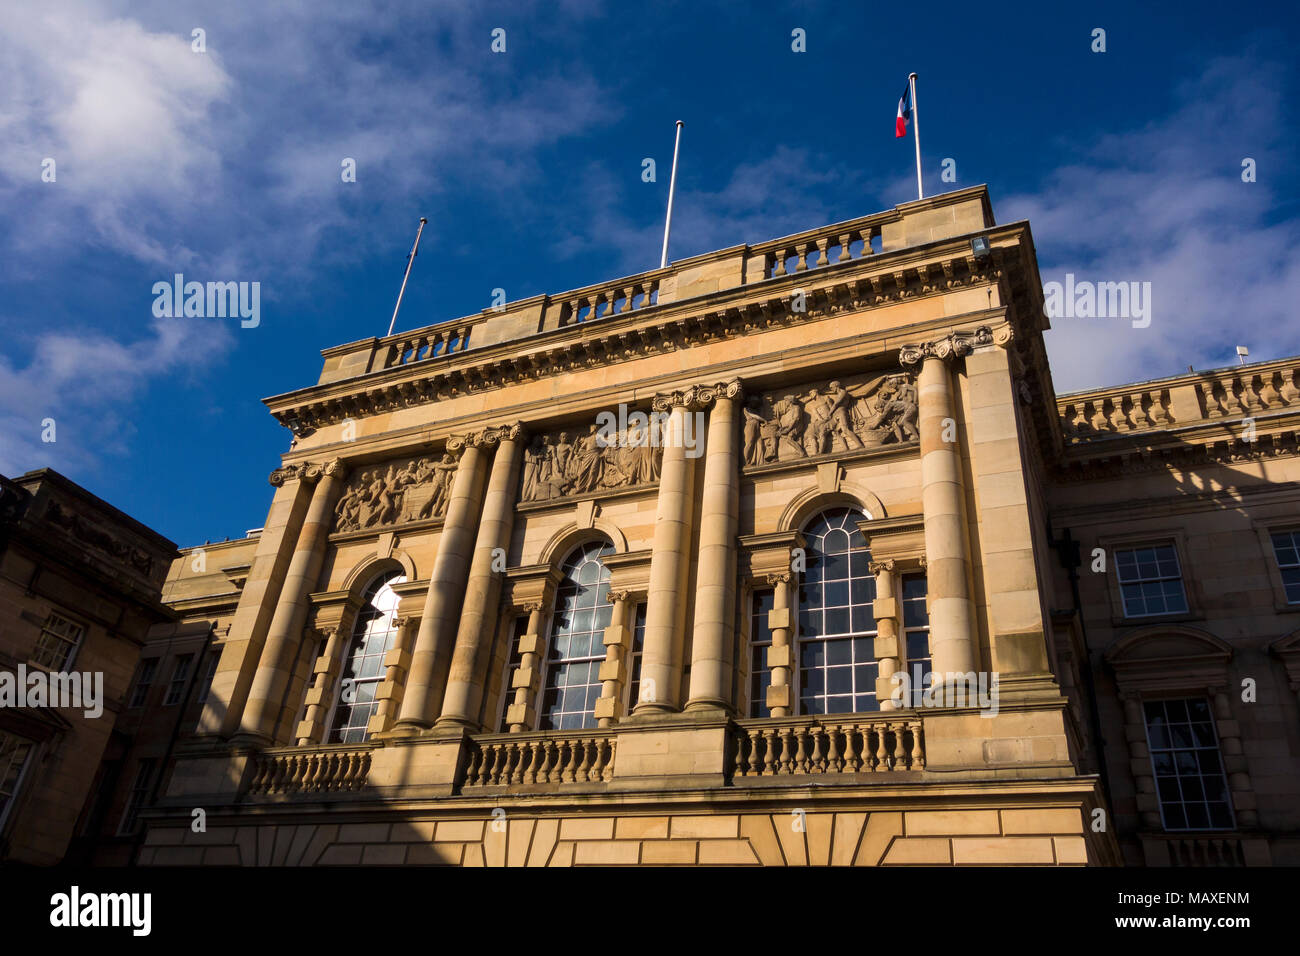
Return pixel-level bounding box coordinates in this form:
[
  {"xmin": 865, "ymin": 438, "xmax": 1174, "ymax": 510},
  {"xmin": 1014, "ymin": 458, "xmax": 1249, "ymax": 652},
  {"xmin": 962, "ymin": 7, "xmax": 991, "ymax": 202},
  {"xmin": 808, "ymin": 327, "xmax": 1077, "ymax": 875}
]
[
  {"xmin": 742, "ymin": 372, "xmax": 917, "ymax": 467},
  {"xmin": 333, "ymin": 454, "xmax": 458, "ymax": 533},
  {"xmin": 522, "ymin": 416, "xmax": 664, "ymax": 503}
]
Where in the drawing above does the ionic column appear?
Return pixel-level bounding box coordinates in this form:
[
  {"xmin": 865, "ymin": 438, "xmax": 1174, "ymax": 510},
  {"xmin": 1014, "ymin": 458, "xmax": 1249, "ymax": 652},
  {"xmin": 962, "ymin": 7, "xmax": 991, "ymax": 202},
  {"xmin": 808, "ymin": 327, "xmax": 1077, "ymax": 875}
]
[
  {"xmin": 391, "ymin": 434, "xmax": 491, "ymax": 734},
  {"xmin": 686, "ymin": 381, "xmax": 743, "ymax": 714},
  {"xmin": 235, "ymin": 458, "xmax": 345, "ymax": 744},
  {"xmin": 594, "ymin": 589, "xmax": 633, "ymax": 727},
  {"xmin": 507, "ymin": 601, "xmax": 547, "ymax": 732},
  {"xmin": 766, "ymin": 572, "xmax": 794, "ymax": 718},
  {"xmin": 633, "ymin": 387, "xmax": 705, "ymax": 715},
  {"xmin": 368, "ymin": 615, "xmax": 417, "ymax": 737},
  {"xmin": 294, "ymin": 625, "xmax": 341, "ymax": 745},
  {"xmin": 436, "ymin": 426, "xmax": 526, "ymax": 730},
  {"xmin": 870, "ymin": 560, "xmax": 902, "ymax": 710},
  {"xmin": 901, "ymin": 336, "xmax": 978, "ymax": 682}
]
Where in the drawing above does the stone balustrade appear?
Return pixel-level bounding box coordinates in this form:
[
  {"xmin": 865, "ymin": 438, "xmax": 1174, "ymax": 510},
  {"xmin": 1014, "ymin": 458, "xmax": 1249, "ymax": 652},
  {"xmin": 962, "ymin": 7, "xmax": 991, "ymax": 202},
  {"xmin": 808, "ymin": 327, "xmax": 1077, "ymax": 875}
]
[
  {"xmin": 246, "ymin": 744, "xmax": 373, "ymax": 795},
  {"xmin": 1142, "ymin": 834, "xmax": 1247, "ymax": 866},
  {"xmin": 747, "ymin": 218, "xmax": 884, "ymax": 280},
  {"xmin": 1058, "ymin": 358, "xmax": 1300, "ymax": 441},
  {"xmin": 461, "ymin": 731, "xmax": 616, "ymax": 788},
  {"xmin": 556, "ymin": 276, "xmax": 661, "ymax": 326},
  {"xmin": 729, "ymin": 715, "xmax": 924, "ymax": 778},
  {"xmin": 382, "ymin": 320, "xmax": 480, "ymax": 370}
]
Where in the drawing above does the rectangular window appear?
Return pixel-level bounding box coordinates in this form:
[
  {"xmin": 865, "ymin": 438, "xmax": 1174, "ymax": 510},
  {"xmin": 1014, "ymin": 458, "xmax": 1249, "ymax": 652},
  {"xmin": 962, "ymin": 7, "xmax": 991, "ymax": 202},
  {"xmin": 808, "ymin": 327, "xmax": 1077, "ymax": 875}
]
[
  {"xmin": 901, "ymin": 573, "xmax": 931, "ymax": 707},
  {"xmin": 118, "ymin": 758, "xmax": 156, "ymax": 836},
  {"xmin": 195, "ymin": 651, "xmax": 220, "ymax": 705},
  {"xmin": 163, "ymin": 654, "xmax": 194, "ymax": 706},
  {"xmin": 1115, "ymin": 545, "xmax": 1189, "ymax": 617},
  {"xmin": 0, "ymin": 730, "xmax": 36, "ymax": 831},
  {"xmin": 32, "ymin": 612, "xmax": 85, "ymax": 670},
  {"xmin": 749, "ymin": 591, "xmax": 774, "ymax": 718},
  {"xmin": 625, "ymin": 604, "xmax": 647, "ymax": 711},
  {"xmin": 1271, "ymin": 530, "xmax": 1300, "ymax": 604},
  {"xmin": 129, "ymin": 659, "xmax": 159, "ymax": 709},
  {"xmin": 497, "ymin": 616, "xmax": 530, "ymax": 732},
  {"xmin": 1143, "ymin": 698, "xmax": 1234, "ymax": 831}
]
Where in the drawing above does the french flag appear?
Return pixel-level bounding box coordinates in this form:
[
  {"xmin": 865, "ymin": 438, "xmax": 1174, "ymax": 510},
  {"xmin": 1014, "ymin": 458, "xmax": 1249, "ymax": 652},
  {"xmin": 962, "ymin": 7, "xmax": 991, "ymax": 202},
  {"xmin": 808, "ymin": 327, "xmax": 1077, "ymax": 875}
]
[{"xmin": 895, "ymin": 80, "xmax": 912, "ymax": 138}]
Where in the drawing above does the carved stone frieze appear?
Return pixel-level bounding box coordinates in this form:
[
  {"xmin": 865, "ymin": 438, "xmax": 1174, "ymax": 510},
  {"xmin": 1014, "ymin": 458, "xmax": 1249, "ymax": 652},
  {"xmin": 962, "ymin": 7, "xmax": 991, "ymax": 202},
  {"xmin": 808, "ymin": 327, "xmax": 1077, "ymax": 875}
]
[{"xmin": 741, "ymin": 371, "xmax": 918, "ymax": 467}]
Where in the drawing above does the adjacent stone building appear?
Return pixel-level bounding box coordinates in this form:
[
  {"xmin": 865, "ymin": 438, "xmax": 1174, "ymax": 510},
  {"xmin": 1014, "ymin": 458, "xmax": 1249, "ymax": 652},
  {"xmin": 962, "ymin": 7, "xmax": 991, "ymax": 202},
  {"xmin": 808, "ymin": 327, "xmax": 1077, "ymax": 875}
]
[
  {"xmin": 0, "ymin": 469, "xmax": 176, "ymax": 864},
  {"xmin": 129, "ymin": 185, "xmax": 1300, "ymax": 866}
]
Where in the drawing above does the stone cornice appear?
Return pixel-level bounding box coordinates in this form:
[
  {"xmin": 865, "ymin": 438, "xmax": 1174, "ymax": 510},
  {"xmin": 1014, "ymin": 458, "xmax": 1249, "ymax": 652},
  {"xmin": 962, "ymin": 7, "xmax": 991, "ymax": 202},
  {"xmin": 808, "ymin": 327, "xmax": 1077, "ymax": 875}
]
[{"xmin": 264, "ymin": 226, "xmax": 1025, "ymax": 433}]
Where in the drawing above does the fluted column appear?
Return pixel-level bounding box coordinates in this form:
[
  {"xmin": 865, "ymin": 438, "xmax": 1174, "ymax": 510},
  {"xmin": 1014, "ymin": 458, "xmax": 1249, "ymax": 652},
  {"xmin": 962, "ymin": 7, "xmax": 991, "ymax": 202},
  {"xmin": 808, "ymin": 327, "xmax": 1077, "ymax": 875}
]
[
  {"xmin": 391, "ymin": 434, "xmax": 491, "ymax": 734},
  {"xmin": 687, "ymin": 380, "xmax": 743, "ymax": 713},
  {"xmin": 594, "ymin": 589, "xmax": 633, "ymax": 727},
  {"xmin": 766, "ymin": 573, "xmax": 793, "ymax": 718},
  {"xmin": 236, "ymin": 458, "xmax": 345, "ymax": 744},
  {"xmin": 507, "ymin": 602, "xmax": 547, "ymax": 732},
  {"xmin": 901, "ymin": 334, "xmax": 979, "ymax": 682},
  {"xmin": 633, "ymin": 387, "xmax": 705, "ymax": 715},
  {"xmin": 870, "ymin": 560, "xmax": 902, "ymax": 710},
  {"xmin": 436, "ymin": 426, "xmax": 526, "ymax": 730}
]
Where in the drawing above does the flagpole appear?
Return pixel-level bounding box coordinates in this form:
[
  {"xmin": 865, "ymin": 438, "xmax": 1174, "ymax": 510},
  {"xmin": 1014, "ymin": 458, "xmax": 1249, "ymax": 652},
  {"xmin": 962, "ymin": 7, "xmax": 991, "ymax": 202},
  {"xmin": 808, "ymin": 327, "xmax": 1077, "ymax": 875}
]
[
  {"xmin": 387, "ymin": 217, "xmax": 427, "ymax": 337},
  {"xmin": 660, "ymin": 120, "xmax": 684, "ymax": 269},
  {"xmin": 910, "ymin": 72, "xmax": 923, "ymax": 200}
]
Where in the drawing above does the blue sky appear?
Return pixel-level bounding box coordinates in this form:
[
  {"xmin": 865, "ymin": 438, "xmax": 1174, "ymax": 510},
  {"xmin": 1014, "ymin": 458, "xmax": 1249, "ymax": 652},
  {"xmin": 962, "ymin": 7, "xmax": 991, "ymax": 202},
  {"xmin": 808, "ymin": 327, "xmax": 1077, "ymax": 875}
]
[{"xmin": 1, "ymin": 0, "xmax": 1297, "ymax": 547}]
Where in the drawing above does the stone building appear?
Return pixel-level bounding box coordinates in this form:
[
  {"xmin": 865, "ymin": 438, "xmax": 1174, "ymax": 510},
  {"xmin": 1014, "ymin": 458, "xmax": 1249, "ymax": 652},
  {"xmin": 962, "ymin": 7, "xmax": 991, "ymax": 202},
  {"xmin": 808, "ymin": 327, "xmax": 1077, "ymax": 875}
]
[
  {"xmin": 0, "ymin": 469, "xmax": 176, "ymax": 865},
  {"xmin": 132, "ymin": 185, "xmax": 1300, "ymax": 866}
]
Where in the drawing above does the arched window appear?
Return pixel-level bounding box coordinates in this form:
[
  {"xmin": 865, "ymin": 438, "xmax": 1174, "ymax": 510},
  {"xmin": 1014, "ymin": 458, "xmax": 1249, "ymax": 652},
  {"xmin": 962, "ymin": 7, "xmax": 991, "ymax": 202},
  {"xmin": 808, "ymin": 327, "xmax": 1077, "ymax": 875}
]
[
  {"xmin": 798, "ymin": 507, "xmax": 878, "ymax": 714},
  {"xmin": 541, "ymin": 541, "xmax": 614, "ymax": 730},
  {"xmin": 328, "ymin": 569, "xmax": 407, "ymax": 743}
]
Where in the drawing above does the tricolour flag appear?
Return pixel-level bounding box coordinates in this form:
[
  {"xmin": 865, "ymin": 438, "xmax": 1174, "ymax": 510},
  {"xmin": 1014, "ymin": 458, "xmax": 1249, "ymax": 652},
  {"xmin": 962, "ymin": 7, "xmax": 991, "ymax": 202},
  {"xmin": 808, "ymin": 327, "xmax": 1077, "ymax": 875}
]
[{"xmin": 895, "ymin": 80, "xmax": 912, "ymax": 138}]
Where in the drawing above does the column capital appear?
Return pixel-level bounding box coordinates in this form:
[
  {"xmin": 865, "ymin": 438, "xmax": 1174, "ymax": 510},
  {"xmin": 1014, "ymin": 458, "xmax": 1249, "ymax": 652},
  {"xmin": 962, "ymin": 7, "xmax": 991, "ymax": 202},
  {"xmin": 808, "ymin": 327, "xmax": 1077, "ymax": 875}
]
[
  {"xmin": 521, "ymin": 600, "xmax": 546, "ymax": 614},
  {"xmin": 765, "ymin": 571, "xmax": 792, "ymax": 587},
  {"xmin": 268, "ymin": 464, "xmax": 301, "ymax": 487},
  {"xmin": 868, "ymin": 559, "xmax": 897, "ymax": 575},
  {"xmin": 898, "ymin": 326, "xmax": 994, "ymax": 366},
  {"xmin": 303, "ymin": 458, "xmax": 346, "ymax": 482},
  {"xmin": 651, "ymin": 379, "xmax": 740, "ymax": 413},
  {"xmin": 606, "ymin": 588, "xmax": 632, "ymax": 605}
]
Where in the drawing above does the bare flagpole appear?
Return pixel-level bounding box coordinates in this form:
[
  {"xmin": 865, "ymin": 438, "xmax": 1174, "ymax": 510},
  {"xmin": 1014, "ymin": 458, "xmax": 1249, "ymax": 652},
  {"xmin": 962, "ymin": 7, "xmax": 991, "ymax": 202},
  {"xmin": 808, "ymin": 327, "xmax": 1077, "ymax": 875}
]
[
  {"xmin": 910, "ymin": 73, "xmax": 923, "ymax": 201},
  {"xmin": 660, "ymin": 120, "xmax": 684, "ymax": 269},
  {"xmin": 387, "ymin": 217, "xmax": 427, "ymax": 337}
]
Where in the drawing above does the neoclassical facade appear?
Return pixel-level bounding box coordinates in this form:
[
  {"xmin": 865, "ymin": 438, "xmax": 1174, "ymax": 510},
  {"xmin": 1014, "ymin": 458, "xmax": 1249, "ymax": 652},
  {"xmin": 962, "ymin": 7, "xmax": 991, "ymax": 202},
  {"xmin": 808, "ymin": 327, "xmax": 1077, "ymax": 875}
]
[{"xmin": 130, "ymin": 185, "xmax": 1300, "ymax": 866}]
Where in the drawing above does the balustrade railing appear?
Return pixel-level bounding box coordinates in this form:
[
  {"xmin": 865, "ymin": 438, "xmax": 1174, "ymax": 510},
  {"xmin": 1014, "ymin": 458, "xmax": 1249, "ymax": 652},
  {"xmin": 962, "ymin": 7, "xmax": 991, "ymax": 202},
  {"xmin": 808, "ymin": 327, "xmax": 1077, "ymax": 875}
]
[
  {"xmin": 383, "ymin": 320, "xmax": 480, "ymax": 369},
  {"xmin": 246, "ymin": 745, "xmax": 372, "ymax": 795},
  {"xmin": 1145, "ymin": 834, "xmax": 1247, "ymax": 866},
  {"xmin": 749, "ymin": 217, "xmax": 885, "ymax": 280},
  {"xmin": 557, "ymin": 277, "xmax": 661, "ymax": 326},
  {"xmin": 730, "ymin": 716, "xmax": 924, "ymax": 779},
  {"xmin": 1059, "ymin": 362, "xmax": 1300, "ymax": 440},
  {"xmin": 461, "ymin": 732, "xmax": 616, "ymax": 788}
]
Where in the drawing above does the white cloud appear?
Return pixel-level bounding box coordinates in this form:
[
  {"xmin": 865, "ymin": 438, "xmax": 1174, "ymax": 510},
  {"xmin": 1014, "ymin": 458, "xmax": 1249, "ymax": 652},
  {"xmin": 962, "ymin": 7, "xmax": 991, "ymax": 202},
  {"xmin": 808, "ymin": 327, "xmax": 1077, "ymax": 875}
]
[{"xmin": 1002, "ymin": 56, "xmax": 1300, "ymax": 392}]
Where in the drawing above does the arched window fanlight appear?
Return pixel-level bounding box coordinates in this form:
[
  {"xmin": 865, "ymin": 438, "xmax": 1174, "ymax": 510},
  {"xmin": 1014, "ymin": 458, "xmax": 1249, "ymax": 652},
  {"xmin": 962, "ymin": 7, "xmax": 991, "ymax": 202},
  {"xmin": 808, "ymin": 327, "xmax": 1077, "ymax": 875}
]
[
  {"xmin": 328, "ymin": 569, "xmax": 407, "ymax": 743},
  {"xmin": 798, "ymin": 507, "xmax": 878, "ymax": 715},
  {"xmin": 540, "ymin": 540, "xmax": 614, "ymax": 730}
]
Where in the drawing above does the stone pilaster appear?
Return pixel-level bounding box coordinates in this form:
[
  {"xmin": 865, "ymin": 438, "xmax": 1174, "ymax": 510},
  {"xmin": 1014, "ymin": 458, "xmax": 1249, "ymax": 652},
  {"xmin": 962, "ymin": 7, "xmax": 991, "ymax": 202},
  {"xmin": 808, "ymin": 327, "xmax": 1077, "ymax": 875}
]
[
  {"xmin": 765, "ymin": 572, "xmax": 794, "ymax": 718},
  {"xmin": 633, "ymin": 385, "xmax": 709, "ymax": 715},
  {"xmin": 686, "ymin": 380, "xmax": 743, "ymax": 714},
  {"xmin": 507, "ymin": 601, "xmax": 548, "ymax": 732},
  {"xmin": 594, "ymin": 589, "xmax": 633, "ymax": 727},
  {"xmin": 198, "ymin": 464, "xmax": 314, "ymax": 738},
  {"xmin": 900, "ymin": 331, "xmax": 984, "ymax": 683},
  {"xmin": 436, "ymin": 425, "xmax": 526, "ymax": 730},
  {"xmin": 391, "ymin": 434, "xmax": 491, "ymax": 734},
  {"xmin": 870, "ymin": 560, "xmax": 901, "ymax": 710},
  {"xmin": 294, "ymin": 625, "xmax": 341, "ymax": 745},
  {"xmin": 367, "ymin": 615, "xmax": 417, "ymax": 737},
  {"xmin": 234, "ymin": 458, "xmax": 345, "ymax": 745}
]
